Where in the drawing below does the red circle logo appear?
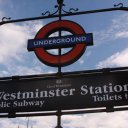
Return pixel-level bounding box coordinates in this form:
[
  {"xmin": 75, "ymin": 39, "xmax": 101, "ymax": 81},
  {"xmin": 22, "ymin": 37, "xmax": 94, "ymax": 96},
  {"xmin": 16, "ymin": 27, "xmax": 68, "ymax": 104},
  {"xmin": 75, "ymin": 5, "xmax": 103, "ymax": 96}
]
[{"xmin": 34, "ymin": 20, "xmax": 86, "ymax": 67}]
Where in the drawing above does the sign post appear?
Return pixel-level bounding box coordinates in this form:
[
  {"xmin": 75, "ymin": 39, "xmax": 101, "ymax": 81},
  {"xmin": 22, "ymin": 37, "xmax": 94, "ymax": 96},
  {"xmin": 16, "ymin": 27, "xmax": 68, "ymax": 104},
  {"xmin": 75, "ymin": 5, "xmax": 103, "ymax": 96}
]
[{"xmin": 27, "ymin": 1, "xmax": 93, "ymax": 125}]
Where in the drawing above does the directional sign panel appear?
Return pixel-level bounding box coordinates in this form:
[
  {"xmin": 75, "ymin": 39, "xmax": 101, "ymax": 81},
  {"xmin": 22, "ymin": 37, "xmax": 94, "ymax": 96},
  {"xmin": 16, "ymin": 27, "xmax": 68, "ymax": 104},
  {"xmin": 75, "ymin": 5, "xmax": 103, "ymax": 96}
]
[{"xmin": 0, "ymin": 70, "xmax": 128, "ymax": 113}]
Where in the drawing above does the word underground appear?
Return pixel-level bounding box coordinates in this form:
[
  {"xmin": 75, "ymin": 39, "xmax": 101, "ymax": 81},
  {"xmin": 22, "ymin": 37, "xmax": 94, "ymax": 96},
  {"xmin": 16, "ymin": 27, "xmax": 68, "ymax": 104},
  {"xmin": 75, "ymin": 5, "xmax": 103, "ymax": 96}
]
[
  {"xmin": 28, "ymin": 34, "xmax": 90, "ymax": 50},
  {"xmin": 0, "ymin": 83, "xmax": 128, "ymax": 108}
]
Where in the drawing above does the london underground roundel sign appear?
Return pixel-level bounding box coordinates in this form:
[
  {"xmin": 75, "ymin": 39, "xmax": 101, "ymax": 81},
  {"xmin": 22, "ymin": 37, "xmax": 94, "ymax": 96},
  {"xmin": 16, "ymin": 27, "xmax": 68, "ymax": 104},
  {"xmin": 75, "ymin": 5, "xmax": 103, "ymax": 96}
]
[{"xmin": 27, "ymin": 20, "xmax": 93, "ymax": 67}]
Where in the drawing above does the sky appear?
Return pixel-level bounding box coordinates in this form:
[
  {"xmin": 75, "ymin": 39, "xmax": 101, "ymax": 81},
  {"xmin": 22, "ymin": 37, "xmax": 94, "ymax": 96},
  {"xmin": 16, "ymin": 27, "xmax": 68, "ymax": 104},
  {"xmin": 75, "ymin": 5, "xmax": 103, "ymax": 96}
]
[{"xmin": 0, "ymin": 0, "xmax": 128, "ymax": 128}]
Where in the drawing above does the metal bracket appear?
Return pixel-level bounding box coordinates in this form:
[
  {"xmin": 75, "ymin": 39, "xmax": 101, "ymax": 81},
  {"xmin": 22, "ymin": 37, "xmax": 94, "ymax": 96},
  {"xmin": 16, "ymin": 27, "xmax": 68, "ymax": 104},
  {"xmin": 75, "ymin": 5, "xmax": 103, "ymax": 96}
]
[
  {"xmin": 8, "ymin": 112, "xmax": 16, "ymax": 118},
  {"xmin": 42, "ymin": 0, "xmax": 78, "ymax": 16},
  {"xmin": 2, "ymin": 17, "xmax": 11, "ymax": 22},
  {"xmin": 114, "ymin": 3, "xmax": 123, "ymax": 8},
  {"xmin": 106, "ymin": 106, "xmax": 114, "ymax": 112},
  {"xmin": 12, "ymin": 76, "xmax": 20, "ymax": 80},
  {"xmin": 0, "ymin": 1, "xmax": 127, "ymax": 25}
]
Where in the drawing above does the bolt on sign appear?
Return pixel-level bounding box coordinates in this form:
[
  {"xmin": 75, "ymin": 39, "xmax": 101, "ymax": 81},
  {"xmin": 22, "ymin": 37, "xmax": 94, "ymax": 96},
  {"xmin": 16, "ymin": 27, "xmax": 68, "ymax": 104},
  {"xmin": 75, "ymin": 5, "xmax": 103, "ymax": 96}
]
[
  {"xmin": 27, "ymin": 20, "xmax": 93, "ymax": 67},
  {"xmin": 0, "ymin": 70, "xmax": 128, "ymax": 113}
]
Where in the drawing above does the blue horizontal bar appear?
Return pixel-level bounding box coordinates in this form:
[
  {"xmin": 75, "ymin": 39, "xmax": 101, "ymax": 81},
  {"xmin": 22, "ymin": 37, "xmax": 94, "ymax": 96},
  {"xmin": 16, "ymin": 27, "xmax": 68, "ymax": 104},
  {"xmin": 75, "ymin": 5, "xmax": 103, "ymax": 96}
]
[{"xmin": 27, "ymin": 33, "xmax": 93, "ymax": 51}]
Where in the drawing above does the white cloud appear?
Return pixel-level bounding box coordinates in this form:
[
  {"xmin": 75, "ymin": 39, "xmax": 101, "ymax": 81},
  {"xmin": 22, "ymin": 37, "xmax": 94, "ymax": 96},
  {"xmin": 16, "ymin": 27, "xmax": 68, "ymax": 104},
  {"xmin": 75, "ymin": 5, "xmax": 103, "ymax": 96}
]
[
  {"xmin": 0, "ymin": 117, "xmax": 57, "ymax": 128},
  {"xmin": 97, "ymin": 48, "xmax": 128, "ymax": 68},
  {"xmin": 0, "ymin": 24, "xmax": 29, "ymax": 63},
  {"xmin": 62, "ymin": 111, "xmax": 128, "ymax": 128},
  {"xmin": 95, "ymin": 13, "xmax": 128, "ymax": 69},
  {"xmin": 1, "ymin": 111, "xmax": 128, "ymax": 128},
  {"xmin": 5, "ymin": 65, "xmax": 44, "ymax": 76},
  {"xmin": 115, "ymin": 31, "xmax": 128, "ymax": 38},
  {"xmin": 23, "ymin": 21, "xmax": 45, "ymax": 36},
  {"xmin": 94, "ymin": 13, "xmax": 128, "ymax": 46},
  {"xmin": 0, "ymin": 21, "xmax": 45, "ymax": 76},
  {"xmin": 79, "ymin": 59, "xmax": 84, "ymax": 65}
]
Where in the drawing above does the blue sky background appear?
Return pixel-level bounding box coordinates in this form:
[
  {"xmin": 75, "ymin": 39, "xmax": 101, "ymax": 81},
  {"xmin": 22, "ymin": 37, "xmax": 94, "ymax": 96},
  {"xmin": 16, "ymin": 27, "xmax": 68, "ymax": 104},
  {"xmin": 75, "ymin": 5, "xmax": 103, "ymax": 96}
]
[{"xmin": 0, "ymin": 0, "xmax": 128, "ymax": 128}]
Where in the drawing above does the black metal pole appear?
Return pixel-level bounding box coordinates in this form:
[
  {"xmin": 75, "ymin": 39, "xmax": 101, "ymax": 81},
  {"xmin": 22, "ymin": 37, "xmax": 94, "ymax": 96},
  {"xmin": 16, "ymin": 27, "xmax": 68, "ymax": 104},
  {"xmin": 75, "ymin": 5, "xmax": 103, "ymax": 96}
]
[
  {"xmin": 56, "ymin": 0, "xmax": 63, "ymax": 127},
  {"xmin": 55, "ymin": 110, "xmax": 62, "ymax": 128},
  {"xmin": 58, "ymin": 0, "xmax": 63, "ymax": 74},
  {"xmin": 56, "ymin": 116, "xmax": 62, "ymax": 128}
]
